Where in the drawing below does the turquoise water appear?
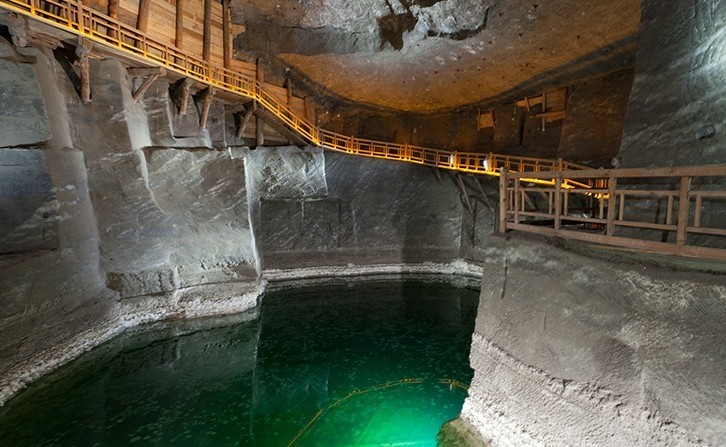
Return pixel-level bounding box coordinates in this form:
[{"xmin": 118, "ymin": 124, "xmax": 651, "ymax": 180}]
[{"xmin": 0, "ymin": 279, "xmax": 479, "ymax": 446}]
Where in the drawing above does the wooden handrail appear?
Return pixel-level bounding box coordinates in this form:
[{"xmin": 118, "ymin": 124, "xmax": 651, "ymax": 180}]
[
  {"xmin": 500, "ymin": 167, "xmax": 726, "ymax": 261},
  {"xmin": 1, "ymin": 0, "xmax": 594, "ymax": 183}
]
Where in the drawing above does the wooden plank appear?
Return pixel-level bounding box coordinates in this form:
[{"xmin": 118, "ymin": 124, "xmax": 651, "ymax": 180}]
[
  {"xmin": 554, "ymin": 177, "xmax": 562, "ymax": 230},
  {"xmin": 499, "ymin": 169, "xmax": 508, "ymax": 233},
  {"xmin": 606, "ymin": 178, "xmax": 617, "ymax": 236},
  {"xmin": 694, "ymin": 195, "xmax": 702, "ymax": 228},
  {"xmin": 136, "ymin": 0, "xmax": 149, "ymax": 32},
  {"xmin": 513, "ymin": 178, "xmax": 520, "ymax": 223},
  {"xmin": 614, "ymin": 220, "xmax": 677, "ymax": 232},
  {"xmin": 222, "ymin": 0, "xmax": 230, "ymax": 68},
  {"xmin": 676, "ymin": 176, "xmax": 691, "ymax": 245},
  {"xmin": 202, "ymin": 0, "xmax": 211, "ymax": 61},
  {"xmin": 175, "ymin": 0, "xmax": 183, "ymax": 47},
  {"xmin": 132, "ymin": 72, "xmax": 160, "ymax": 101},
  {"xmin": 508, "ymin": 164, "xmax": 726, "ymax": 180},
  {"xmin": 199, "ymin": 87, "xmax": 215, "ymax": 128},
  {"xmin": 507, "ymin": 223, "xmax": 726, "ymax": 261},
  {"xmin": 686, "ymin": 226, "xmax": 726, "ymax": 237}
]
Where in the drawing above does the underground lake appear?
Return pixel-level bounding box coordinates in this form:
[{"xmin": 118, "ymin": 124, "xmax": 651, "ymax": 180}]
[{"xmin": 0, "ymin": 277, "xmax": 480, "ymax": 446}]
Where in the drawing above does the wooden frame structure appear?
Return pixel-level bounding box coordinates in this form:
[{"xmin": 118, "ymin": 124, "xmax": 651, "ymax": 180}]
[{"xmin": 499, "ymin": 165, "xmax": 726, "ymax": 260}]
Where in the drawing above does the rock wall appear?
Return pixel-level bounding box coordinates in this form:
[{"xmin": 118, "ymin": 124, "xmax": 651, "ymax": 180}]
[
  {"xmin": 0, "ymin": 40, "xmax": 261, "ymax": 404},
  {"xmin": 248, "ymin": 146, "xmax": 465, "ymax": 269},
  {"xmin": 558, "ymin": 69, "xmax": 634, "ymax": 166},
  {"xmin": 460, "ymin": 238, "xmax": 726, "ymax": 447},
  {"xmin": 619, "ymin": 0, "xmax": 726, "ymax": 167}
]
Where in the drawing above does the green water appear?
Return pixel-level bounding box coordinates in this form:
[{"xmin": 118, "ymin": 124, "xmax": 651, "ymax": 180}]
[{"xmin": 0, "ymin": 279, "xmax": 479, "ymax": 447}]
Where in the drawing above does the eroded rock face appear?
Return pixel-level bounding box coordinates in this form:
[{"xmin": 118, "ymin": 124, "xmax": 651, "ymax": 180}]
[
  {"xmin": 620, "ymin": 0, "xmax": 726, "ymax": 166},
  {"xmin": 461, "ymin": 238, "xmax": 726, "ymax": 447}
]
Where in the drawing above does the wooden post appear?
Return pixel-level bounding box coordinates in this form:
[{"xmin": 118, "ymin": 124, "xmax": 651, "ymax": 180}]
[
  {"xmin": 513, "ymin": 177, "xmax": 520, "ymax": 224},
  {"xmin": 76, "ymin": 38, "xmax": 92, "ymax": 104},
  {"xmin": 554, "ymin": 176, "xmax": 562, "ymax": 230},
  {"xmin": 175, "ymin": 0, "xmax": 184, "ymax": 48},
  {"xmin": 676, "ymin": 176, "xmax": 691, "ymax": 245},
  {"xmin": 286, "ymin": 78, "xmax": 293, "ymax": 144},
  {"xmin": 222, "ymin": 0, "xmax": 231, "ymax": 68},
  {"xmin": 236, "ymin": 103, "xmax": 256, "ymax": 139},
  {"xmin": 499, "ymin": 168, "xmax": 508, "ymax": 233},
  {"xmin": 606, "ymin": 177, "xmax": 617, "ymax": 236},
  {"xmin": 199, "ymin": 88, "xmax": 215, "ymax": 129},
  {"xmin": 255, "ymin": 61, "xmax": 264, "ymax": 146},
  {"xmin": 108, "ymin": 0, "xmax": 118, "ymax": 18},
  {"xmin": 203, "ymin": 0, "xmax": 212, "ymax": 62},
  {"xmin": 456, "ymin": 174, "xmax": 474, "ymax": 214},
  {"xmin": 137, "ymin": 0, "xmax": 150, "ymax": 33},
  {"xmin": 132, "ymin": 73, "xmax": 161, "ymax": 102},
  {"xmin": 175, "ymin": 78, "xmax": 193, "ymax": 115}
]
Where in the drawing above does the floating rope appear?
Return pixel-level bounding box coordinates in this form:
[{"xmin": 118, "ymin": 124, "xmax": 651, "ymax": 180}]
[{"xmin": 286, "ymin": 377, "xmax": 469, "ymax": 447}]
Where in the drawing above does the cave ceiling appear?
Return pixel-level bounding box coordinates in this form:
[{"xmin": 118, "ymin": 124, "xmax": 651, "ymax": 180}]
[{"xmin": 232, "ymin": 0, "xmax": 641, "ymax": 113}]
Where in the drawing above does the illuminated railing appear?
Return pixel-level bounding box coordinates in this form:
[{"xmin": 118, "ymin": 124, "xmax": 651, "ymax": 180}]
[
  {"xmin": 1, "ymin": 0, "xmax": 592, "ymax": 181},
  {"xmin": 499, "ymin": 165, "xmax": 726, "ymax": 260}
]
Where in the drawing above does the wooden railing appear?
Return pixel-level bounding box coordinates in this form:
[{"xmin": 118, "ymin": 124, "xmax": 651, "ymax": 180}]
[
  {"xmin": 499, "ymin": 165, "xmax": 726, "ymax": 260},
  {"xmin": 0, "ymin": 0, "xmax": 590, "ymax": 181}
]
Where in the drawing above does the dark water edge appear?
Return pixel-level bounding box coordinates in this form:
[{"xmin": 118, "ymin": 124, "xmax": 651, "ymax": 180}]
[{"xmin": 0, "ymin": 276, "xmax": 480, "ymax": 447}]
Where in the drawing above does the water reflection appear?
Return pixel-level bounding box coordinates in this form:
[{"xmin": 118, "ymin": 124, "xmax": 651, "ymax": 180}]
[{"xmin": 0, "ymin": 278, "xmax": 479, "ymax": 447}]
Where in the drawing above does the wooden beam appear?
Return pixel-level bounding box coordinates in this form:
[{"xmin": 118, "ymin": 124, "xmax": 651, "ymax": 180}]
[
  {"xmin": 132, "ymin": 73, "xmax": 160, "ymax": 102},
  {"xmin": 499, "ymin": 168, "xmax": 508, "ymax": 233},
  {"xmin": 199, "ymin": 88, "xmax": 216, "ymax": 129},
  {"xmin": 222, "ymin": 0, "xmax": 231, "ymax": 69},
  {"xmin": 472, "ymin": 175, "xmax": 494, "ymax": 212},
  {"xmin": 255, "ymin": 61, "xmax": 264, "ymax": 146},
  {"xmin": 507, "ymin": 223, "xmax": 726, "ymax": 261},
  {"xmin": 507, "ymin": 164, "xmax": 726, "ymax": 180},
  {"xmin": 676, "ymin": 176, "xmax": 691, "ymax": 245},
  {"xmin": 173, "ymin": 78, "xmax": 193, "ymax": 115},
  {"xmin": 108, "ymin": 0, "xmax": 119, "ymax": 18},
  {"xmin": 456, "ymin": 174, "xmax": 474, "ymax": 214},
  {"xmin": 127, "ymin": 67, "xmax": 165, "ymax": 77},
  {"xmin": 76, "ymin": 38, "xmax": 92, "ymax": 104},
  {"xmin": 554, "ymin": 177, "xmax": 562, "ymax": 230},
  {"xmin": 606, "ymin": 178, "xmax": 617, "ymax": 236},
  {"xmin": 203, "ymin": 0, "xmax": 212, "ymax": 62},
  {"xmin": 175, "ymin": 0, "xmax": 185, "ymax": 49},
  {"xmin": 137, "ymin": 0, "xmax": 150, "ymax": 33},
  {"xmin": 236, "ymin": 103, "xmax": 256, "ymax": 139}
]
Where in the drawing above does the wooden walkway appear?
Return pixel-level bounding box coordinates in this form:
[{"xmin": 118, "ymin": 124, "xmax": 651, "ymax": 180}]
[{"xmin": 2, "ymin": 0, "xmax": 725, "ymax": 260}]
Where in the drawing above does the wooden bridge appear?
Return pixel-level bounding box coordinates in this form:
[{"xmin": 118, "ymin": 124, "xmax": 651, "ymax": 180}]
[{"xmin": 1, "ymin": 0, "xmax": 725, "ymax": 261}]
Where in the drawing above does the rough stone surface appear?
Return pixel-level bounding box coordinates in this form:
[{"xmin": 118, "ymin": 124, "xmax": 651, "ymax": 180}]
[
  {"xmin": 141, "ymin": 79, "xmax": 210, "ymax": 148},
  {"xmin": 460, "ymin": 238, "xmax": 726, "ymax": 447},
  {"xmin": 558, "ymin": 69, "xmax": 634, "ymax": 166},
  {"xmin": 0, "ymin": 149, "xmax": 58, "ymax": 254},
  {"xmin": 253, "ymin": 148, "xmax": 464, "ymax": 268},
  {"xmin": 0, "ymin": 49, "xmax": 262, "ymax": 406},
  {"xmin": 619, "ymin": 0, "xmax": 726, "ymax": 166},
  {"xmin": 236, "ymin": 0, "xmax": 640, "ymax": 112},
  {"xmin": 0, "ymin": 40, "xmax": 50, "ymax": 147}
]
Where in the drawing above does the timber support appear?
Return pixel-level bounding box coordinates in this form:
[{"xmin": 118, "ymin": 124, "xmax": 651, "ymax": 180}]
[
  {"xmin": 199, "ymin": 87, "xmax": 216, "ymax": 129},
  {"xmin": 129, "ymin": 68, "xmax": 166, "ymax": 102}
]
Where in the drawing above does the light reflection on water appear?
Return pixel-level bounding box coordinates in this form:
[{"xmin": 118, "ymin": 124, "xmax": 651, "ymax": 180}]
[{"xmin": 0, "ymin": 278, "xmax": 479, "ymax": 446}]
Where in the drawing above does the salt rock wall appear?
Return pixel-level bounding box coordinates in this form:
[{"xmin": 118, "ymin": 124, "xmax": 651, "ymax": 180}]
[
  {"xmin": 460, "ymin": 238, "xmax": 726, "ymax": 447},
  {"xmin": 248, "ymin": 147, "xmax": 464, "ymax": 269},
  {"xmin": 619, "ymin": 0, "xmax": 726, "ymax": 166},
  {"xmin": 0, "ymin": 41, "xmax": 260, "ymax": 404}
]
